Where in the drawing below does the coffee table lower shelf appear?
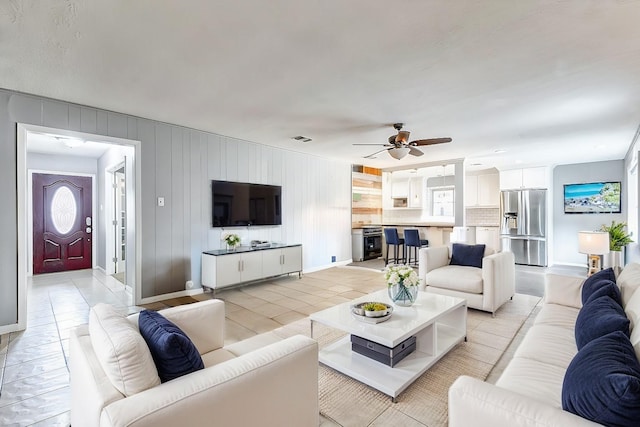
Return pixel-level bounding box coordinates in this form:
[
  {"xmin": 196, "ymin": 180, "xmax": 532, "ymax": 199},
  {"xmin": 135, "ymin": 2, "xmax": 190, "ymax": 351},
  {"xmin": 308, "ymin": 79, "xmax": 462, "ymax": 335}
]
[{"xmin": 318, "ymin": 325, "xmax": 464, "ymax": 400}]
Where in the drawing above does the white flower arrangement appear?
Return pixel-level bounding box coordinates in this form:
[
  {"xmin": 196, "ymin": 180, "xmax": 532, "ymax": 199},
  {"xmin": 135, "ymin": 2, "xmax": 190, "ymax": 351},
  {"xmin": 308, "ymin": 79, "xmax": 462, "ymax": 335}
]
[
  {"xmin": 222, "ymin": 233, "xmax": 241, "ymax": 248},
  {"xmin": 384, "ymin": 264, "xmax": 419, "ymax": 287}
]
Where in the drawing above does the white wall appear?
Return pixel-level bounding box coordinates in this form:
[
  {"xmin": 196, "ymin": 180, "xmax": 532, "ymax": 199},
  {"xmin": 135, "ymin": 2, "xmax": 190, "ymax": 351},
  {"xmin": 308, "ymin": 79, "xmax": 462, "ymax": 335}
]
[
  {"xmin": 0, "ymin": 89, "xmax": 353, "ymax": 328},
  {"xmin": 27, "ymin": 152, "xmax": 97, "ymax": 175},
  {"xmin": 552, "ymin": 160, "xmax": 626, "ymax": 266}
]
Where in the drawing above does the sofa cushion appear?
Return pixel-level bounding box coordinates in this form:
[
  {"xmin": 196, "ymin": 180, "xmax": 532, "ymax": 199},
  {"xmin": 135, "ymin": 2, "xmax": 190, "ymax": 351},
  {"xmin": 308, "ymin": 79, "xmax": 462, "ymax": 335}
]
[
  {"xmin": 575, "ymin": 295, "xmax": 629, "ymax": 350},
  {"xmin": 425, "ymin": 265, "xmax": 483, "ymax": 294},
  {"xmin": 562, "ymin": 331, "xmax": 640, "ymax": 426},
  {"xmin": 581, "ymin": 267, "xmax": 617, "ymax": 304},
  {"xmin": 626, "ymin": 289, "xmax": 640, "ymax": 360},
  {"xmin": 449, "ymin": 243, "xmax": 485, "ymax": 269},
  {"xmin": 89, "ymin": 303, "xmax": 160, "ymax": 396},
  {"xmin": 617, "ymin": 262, "xmax": 640, "ymax": 307},
  {"xmin": 533, "ymin": 303, "xmax": 579, "ymax": 330},
  {"xmin": 138, "ymin": 310, "xmax": 205, "ymax": 382},
  {"xmin": 513, "ymin": 324, "xmax": 577, "ymax": 369},
  {"xmin": 495, "ymin": 357, "xmax": 567, "ymax": 408}
]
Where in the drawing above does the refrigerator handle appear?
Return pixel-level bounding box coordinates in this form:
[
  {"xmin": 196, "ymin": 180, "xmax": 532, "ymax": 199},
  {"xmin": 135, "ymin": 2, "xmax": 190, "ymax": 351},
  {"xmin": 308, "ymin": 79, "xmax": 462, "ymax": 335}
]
[{"xmin": 517, "ymin": 191, "xmax": 524, "ymax": 235}]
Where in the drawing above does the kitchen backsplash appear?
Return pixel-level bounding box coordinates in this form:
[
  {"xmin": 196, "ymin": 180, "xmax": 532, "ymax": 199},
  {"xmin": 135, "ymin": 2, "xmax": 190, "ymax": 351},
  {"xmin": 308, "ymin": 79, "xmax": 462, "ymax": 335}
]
[{"xmin": 465, "ymin": 207, "xmax": 500, "ymax": 226}]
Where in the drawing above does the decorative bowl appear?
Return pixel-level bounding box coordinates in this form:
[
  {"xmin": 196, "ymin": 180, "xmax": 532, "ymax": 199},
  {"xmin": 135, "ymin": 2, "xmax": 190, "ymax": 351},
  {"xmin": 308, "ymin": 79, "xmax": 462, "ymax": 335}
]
[{"xmin": 352, "ymin": 302, "xmax": 393, "ymax": 318}]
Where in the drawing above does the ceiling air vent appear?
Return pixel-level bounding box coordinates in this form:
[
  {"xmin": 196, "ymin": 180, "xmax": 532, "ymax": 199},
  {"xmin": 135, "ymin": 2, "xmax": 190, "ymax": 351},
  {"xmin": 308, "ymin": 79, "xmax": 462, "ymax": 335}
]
[{"xmin": 292, "ymin": 136, "xmax": 312, "ymax": 143}]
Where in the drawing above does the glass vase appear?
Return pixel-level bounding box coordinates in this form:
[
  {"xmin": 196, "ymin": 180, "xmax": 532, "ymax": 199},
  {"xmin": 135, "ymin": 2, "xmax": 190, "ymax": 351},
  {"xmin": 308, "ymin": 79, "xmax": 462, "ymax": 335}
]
[{"xmin": 388, "ymin": 282, "xmax": 418, "ymax": 307}]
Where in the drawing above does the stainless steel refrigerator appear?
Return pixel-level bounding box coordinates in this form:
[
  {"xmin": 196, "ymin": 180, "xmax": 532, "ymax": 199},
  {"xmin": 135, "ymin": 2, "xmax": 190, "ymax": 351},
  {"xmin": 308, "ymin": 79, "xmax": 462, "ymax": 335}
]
[{"xmin": 500, "ymin": 189, "xmax": 547, "ymax": 266}]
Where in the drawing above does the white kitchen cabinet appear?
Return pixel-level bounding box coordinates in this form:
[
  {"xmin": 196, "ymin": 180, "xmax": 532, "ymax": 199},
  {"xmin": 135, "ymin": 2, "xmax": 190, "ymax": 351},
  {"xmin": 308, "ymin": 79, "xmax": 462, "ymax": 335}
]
[
  {"xmin": 466, "ymin": 173, "xmax": 499, "ymax": 207},
  {"xmin": 475, "ymin": 227, "xmax": 500, "ymax": 252},
  {"xmin": 202, "ymin": 244, "xmax": 302, "ymax": 291},
  {"xmin": 499, "ymin": 167, "xmax": 548, "ymax": 190},
  {"xmin": 408, "ymin": 177, "xmax": 424, "ymax": 208},
  {"xmin": 465, "ymin": 176, "xmax": 478, "ymax": 206},
  {"xmin": 391, "ymin": 179, "xmax": 409, "ymax": 198},
  {"xmin": 477, "ymin": 174, "xmax": 500, "ymax": 206}
]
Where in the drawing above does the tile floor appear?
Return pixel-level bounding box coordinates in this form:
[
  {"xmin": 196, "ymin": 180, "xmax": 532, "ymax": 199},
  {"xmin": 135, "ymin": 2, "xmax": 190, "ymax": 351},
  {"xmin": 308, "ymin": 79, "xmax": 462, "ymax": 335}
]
[{"xmin": 0, "ymin": 263, "xmax": 568, "ymax": 426}]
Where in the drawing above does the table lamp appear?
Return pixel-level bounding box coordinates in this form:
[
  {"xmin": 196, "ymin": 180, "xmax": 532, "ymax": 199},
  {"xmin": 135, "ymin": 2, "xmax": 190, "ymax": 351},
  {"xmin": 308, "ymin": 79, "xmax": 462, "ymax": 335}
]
[{"xmin": 578, "ymin": 231, "xmax": 610, "ymax": 276}]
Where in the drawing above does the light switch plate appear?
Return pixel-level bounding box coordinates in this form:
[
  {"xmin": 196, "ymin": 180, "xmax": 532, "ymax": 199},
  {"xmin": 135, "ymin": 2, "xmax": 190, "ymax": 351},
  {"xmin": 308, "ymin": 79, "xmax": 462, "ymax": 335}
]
[{"xmin": 157, "ymin": 197, "xmax": 165, "ymax": 207}]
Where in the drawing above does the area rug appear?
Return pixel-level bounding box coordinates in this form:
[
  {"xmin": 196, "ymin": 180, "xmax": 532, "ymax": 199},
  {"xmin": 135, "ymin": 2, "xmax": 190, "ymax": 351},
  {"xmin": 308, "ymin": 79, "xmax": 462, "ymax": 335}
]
[{"xmin": 271, "ymin": 293, "xmax": 541, "ymax": 427}]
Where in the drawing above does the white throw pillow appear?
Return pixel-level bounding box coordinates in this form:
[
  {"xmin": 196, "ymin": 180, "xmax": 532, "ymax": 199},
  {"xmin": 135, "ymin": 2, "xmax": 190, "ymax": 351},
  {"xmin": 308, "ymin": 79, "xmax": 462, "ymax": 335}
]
[
  {"xmin": 616, "ymin": 263, "xmax": 640, "ymax": 307},
  {"xmin": 89, "ymin": 303, "xmax": 160, "ymax": 396}
]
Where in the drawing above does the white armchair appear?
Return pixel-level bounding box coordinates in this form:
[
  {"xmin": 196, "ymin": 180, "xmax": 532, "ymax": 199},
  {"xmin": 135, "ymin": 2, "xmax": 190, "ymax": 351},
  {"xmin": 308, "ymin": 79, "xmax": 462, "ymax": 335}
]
[
  {"xmin": 70, "ymin": 299, "xmax": 319, "ymax": 427},
  {"xmin": 418, "ymin": 245, "xmax": 515, "ymax": 315}
]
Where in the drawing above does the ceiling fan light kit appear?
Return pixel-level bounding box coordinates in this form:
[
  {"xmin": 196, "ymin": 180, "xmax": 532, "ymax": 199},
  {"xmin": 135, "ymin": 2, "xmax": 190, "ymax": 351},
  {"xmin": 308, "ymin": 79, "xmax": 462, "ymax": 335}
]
[
  {"xmin": 388, "ymin": 147, "xmax": 410, "ymax": 160},
  {"xmin": 356, "ymin": 123, "xmax": 453, "ymax": 160}
]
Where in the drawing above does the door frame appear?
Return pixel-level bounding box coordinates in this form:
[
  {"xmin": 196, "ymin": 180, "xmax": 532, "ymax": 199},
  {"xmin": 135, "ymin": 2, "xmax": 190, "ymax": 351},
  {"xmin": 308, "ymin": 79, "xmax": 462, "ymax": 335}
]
[
  {"xmin": 106, "ymin": 161, "xmax": 126, "ymax": 277},
  {"xmin": 16, "ymin": 123, "xmax": 142, "ymax": 332},
  {"xmin": 28, "ymin": 170, "xmax": 97, "ymax": 276}
]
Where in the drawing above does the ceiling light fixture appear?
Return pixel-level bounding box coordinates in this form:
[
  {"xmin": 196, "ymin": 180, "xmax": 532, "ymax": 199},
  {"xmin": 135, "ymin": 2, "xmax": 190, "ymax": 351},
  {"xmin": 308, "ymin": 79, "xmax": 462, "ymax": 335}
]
[
  {"xmin": 55, "ymin": 136, "xmax": 85, "ymax": 148},
  {"xmin": 388, "ymin": 147, "xmax": 410, "ymax": 160},
  {"xmin": 494, "ymin": 149, "xmax": 506, "ymax": 154}
]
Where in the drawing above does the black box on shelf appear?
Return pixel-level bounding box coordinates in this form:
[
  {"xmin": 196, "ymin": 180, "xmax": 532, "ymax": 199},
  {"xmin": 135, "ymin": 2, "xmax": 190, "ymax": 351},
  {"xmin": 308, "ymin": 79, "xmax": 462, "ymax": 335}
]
[{"xmin": 350, "ymin": 335, "xmax": 416, "ymax": 367}]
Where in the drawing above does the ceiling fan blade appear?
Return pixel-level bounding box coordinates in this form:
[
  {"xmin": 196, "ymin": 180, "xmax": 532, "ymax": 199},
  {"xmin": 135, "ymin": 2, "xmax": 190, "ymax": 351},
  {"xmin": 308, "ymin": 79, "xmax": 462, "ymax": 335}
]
[
  {"xmin": 353, "ymin": 143, "xmax": 393, "ymax": 146},
  {"xmin": 410, "ymin": 137, "xmax": 453, "ymax": 146},
  {"xmin": 395, "ymin": 130, "xmax": 411, "ymax": 144},
  {"xmin": 408, "ymin": 146, "xmax": 424, "ymax": 157},
  {"xmin": 363, "ymin": 148, "xmax": 390, "ymax": 159}
]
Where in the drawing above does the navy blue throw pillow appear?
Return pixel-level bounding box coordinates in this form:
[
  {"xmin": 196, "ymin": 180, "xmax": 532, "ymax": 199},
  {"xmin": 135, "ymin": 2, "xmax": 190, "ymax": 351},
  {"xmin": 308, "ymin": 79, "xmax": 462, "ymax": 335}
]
[
  {"xmin": 138, "ymin": 310, "xmax": 204, "ymax": 382},
  {"xmin": 575, "ymin": 295, "xmax": 629, "ymax": 350},
  {"xmin": 449, "ymin": 243, "xmax": 485, "ymax": 268},
  {"xmin": 583, "ymin": 279, "xmax": 622, "ymax": 306},
  {"xmin": 562, "ymin": 331, "xmax": 640, "ymax": 426},
  {"xmin": 581, "ymin": 267, "xmax": 617, "ymax": 304}
]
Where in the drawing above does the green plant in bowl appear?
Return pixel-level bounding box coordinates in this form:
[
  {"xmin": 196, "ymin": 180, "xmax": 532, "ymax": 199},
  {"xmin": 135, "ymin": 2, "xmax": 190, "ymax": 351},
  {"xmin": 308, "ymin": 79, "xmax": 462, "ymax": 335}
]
[{"xmin": 363, "ymin": 302, "xmax": 388, "ymax": 317}]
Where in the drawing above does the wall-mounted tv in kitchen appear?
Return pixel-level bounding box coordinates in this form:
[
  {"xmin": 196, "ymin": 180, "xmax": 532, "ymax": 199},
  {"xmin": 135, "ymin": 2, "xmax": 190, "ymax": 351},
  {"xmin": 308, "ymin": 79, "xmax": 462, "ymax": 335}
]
[
  {"xmin": 563, "ymin": 181, "xmax": 621, "ymax": 214},
  {"xmin": 212, "ymin": 180, "xmax": 282, "ymax": 227}
]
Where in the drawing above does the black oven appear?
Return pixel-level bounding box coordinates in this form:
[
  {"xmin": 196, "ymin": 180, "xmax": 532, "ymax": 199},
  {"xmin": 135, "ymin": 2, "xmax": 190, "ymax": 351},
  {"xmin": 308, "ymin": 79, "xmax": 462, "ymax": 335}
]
[{"xmin": 363, "ymin": 227, "xmax": 382, "ymax": 260}]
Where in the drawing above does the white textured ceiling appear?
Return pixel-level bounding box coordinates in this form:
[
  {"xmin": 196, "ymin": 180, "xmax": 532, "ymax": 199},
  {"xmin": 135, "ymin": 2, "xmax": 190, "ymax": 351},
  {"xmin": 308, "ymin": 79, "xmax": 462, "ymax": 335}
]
[{"xmin": 2, "ymin": 1, "xmax": 640, "ymax": 170}]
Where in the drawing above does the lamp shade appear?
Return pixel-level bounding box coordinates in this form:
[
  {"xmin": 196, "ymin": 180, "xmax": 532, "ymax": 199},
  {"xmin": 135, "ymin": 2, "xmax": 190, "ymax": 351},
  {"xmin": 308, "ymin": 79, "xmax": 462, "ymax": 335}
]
[
  {"xmin": 388, "ymin": 147, "xmax": 410, "ymax": 160},
  {"xmin": 578, "ymin": 231, "xmax": 610, "ymax": 255}
]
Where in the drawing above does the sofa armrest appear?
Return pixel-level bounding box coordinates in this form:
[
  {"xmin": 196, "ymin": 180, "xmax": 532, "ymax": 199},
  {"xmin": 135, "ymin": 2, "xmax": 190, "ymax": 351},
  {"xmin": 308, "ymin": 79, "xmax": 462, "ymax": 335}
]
[
  {"xmin": 128, "ymin": 299, "xmax": 226, "ymax": 354},
  {"xmin": 449, "ymin": 376, "xmax": 601, "ymax": 427},
  {"xmin": 419, "ymin": 246, "xmax": 449, "ymax": 287},
  {"xmin": 100, "ymin": 335, "xmax": 319, "ymax": 427},
  {"xmin": 481, "ymin": 251, "xmax": 515, "ymax": 313},
  {"xmin": 544, "ymin": 274, "xmax": 584, "ymax": 309}
]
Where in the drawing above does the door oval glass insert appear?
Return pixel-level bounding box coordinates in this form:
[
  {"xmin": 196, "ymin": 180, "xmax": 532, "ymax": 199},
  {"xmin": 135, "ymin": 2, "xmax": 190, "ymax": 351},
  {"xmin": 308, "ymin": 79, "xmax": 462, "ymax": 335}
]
[{"xmin": 51, "ymin": 186, "xmax": 77, "ymax": 235}]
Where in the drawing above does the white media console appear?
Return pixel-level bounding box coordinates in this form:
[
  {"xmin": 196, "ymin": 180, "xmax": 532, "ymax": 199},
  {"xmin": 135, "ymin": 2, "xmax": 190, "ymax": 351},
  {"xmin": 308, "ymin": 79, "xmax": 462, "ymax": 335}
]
[{"xmin": 201, "ymin": 243, "xmax": 302, "ymax": 292}]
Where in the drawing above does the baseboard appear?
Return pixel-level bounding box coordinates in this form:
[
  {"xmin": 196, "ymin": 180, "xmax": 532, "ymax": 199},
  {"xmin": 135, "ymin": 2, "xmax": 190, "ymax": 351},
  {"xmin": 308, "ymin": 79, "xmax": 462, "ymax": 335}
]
[
  {"xmin": 304, "ymin": 259, "xmax": 352, "ymax": 274},
  {"xmin": 139, "ymin": 287, "xmax": 204, "ymax": 304},
  {"xmin": 0, "ymin": 322, "xmax": 24, "ymax": 335}
]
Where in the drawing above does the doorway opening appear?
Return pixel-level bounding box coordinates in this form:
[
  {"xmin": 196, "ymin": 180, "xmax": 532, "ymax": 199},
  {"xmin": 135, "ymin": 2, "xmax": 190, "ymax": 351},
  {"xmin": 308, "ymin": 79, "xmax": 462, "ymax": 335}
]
[{"xmin": 17, "ymin": 123, "xmax": 141, "ymax": 331}]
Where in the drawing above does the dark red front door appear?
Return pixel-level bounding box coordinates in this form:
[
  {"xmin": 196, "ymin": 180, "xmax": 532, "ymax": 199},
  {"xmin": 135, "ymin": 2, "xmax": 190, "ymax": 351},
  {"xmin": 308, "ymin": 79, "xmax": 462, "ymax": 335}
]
[{"xmin": 33, "ymin": 173, "xmax": 93, "ymax": 274}]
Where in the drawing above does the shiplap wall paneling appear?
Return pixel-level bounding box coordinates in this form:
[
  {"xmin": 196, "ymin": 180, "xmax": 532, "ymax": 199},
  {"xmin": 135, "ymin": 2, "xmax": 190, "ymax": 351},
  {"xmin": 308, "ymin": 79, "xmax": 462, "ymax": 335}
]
[
  {"xmin": 0, "ymin": 92, "xmax": 17, "ymax": 325},
  {"xmin": 139, "ymin": 119, "xmax": 157, "ymax": 298},
  {"xmin": 171, "ymin": 126, "xmax": 186, "ymax": 292}
]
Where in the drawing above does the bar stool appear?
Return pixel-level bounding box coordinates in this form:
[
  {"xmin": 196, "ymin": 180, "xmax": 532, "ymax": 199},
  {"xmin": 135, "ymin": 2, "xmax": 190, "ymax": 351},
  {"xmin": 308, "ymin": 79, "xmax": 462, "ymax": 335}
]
[
  {"xmin": 404, "ymin": 229, "xmax": 429, "ymax": 266},
  {"xmin": 384, "ymin": 228, "xmax": 405, "ymax": 265}
]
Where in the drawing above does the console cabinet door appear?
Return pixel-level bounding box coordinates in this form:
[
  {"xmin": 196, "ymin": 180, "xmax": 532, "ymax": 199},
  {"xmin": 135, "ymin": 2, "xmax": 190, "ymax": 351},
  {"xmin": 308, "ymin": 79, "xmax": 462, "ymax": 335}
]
[
  {"xmin": 262, "ymin": 249, "xmax": 283, "ymax": 277},
  {"xmin": 216, "ymin": 253, "xmax": 242, "ymax": 287},
  {"xmin": 281, "ymin": 246, "xmax": 302, "ymax": 274},
  {"xmin": 240, "ymin": 251, "xmax": 263, "ymax": 282}
]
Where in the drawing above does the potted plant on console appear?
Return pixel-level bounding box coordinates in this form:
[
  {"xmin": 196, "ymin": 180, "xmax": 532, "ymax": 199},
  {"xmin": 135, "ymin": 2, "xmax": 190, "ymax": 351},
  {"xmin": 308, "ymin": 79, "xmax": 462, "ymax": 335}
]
[
  {"xmin": 601, "ymin": 220, "xmax": 633, "ymax": 269},
  {"xmin": 222, "ymin": 232, "xmax": 241, "ymax": 251}
]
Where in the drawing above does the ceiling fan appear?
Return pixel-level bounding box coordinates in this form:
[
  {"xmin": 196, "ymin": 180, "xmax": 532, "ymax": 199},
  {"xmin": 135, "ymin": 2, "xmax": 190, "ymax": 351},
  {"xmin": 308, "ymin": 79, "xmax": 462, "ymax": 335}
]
[{"xmin": 354, "ymin": 123, "xmax": 452, "ymax": 160}]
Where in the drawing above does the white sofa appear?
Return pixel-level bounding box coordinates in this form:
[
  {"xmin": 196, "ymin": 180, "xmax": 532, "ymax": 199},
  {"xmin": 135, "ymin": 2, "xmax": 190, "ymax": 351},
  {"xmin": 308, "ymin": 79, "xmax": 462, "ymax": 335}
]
[
  {"xmin": 449, "ymin": 264, "xmax": 640, "ymax": 426},
  {"xmin": 70, "ymin": 299, "xmax": 319, "ymax": 427},
  {"xmin": 418, "ymin": 245, "xmax": 515, "ymax": 315}
]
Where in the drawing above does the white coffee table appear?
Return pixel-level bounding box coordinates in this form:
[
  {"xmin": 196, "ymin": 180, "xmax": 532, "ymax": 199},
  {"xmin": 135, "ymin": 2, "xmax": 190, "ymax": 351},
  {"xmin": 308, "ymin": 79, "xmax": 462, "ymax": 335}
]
[{"xmin": 310, "ymin": 289, "xmax": 467, "ymax": 400}]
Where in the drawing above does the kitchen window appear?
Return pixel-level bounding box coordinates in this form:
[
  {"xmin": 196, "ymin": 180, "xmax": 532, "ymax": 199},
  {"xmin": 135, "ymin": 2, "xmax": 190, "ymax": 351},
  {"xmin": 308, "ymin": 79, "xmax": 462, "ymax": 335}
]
[{"xmin": 431, "ymin": 187, "xmax": 455, "ymax": 217}]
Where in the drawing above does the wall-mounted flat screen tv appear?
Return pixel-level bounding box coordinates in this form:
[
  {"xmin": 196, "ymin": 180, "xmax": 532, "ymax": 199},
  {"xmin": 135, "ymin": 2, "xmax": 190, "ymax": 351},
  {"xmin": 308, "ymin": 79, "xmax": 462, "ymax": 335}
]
[
  {"xmin": 564, "ymin": 181, "xmax": 621, "ymax": 214},
  {"xmin": 212, "ymin": 180, "xmax": 282, "ymax": 227}
]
